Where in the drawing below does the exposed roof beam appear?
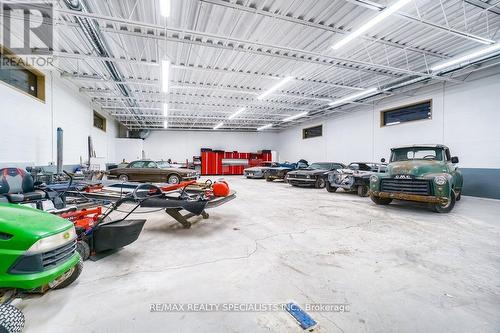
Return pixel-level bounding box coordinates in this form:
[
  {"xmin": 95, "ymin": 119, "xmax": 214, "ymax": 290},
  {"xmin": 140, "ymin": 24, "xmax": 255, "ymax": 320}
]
[
  {"xmin": 345, "ymin": 0, "xmax": 495, "ymax": 45},
  {"xmin": 200, "ymin": 0, "xmax": 449, "ymax": 58},
  {"xmin": 464, "ymin": 0, "xmax": 500, "ymax": 16},
  {"xmin": 56, "ymin": 8, "xmax": 445, "ymax": 79}
]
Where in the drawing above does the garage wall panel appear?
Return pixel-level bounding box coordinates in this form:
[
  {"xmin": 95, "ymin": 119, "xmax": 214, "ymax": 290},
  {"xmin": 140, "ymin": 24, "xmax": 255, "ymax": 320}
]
[{"xmin": 0, "ymin": 72, "xmax": 118, "ymax": 166}]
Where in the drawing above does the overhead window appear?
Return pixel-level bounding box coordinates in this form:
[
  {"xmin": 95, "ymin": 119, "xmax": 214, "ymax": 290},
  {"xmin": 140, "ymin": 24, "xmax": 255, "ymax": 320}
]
[
  {"xmin": 93, "ymin": 111, "xmax": 107, "ymax": 132},
  {"xmin": 381, "ymin": 100, "xmax": 432, "ymax": 126},
  {"xmin": 303, "ymin": 125, "xmax": 322, "ymax": 139},
  {"xmin": 0, "ymin": 47, "xmax": 45, "ymax": 101}
]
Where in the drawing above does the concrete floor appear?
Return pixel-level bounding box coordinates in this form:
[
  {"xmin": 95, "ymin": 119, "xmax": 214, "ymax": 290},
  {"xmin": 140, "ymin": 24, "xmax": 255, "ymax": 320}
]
[{"xmin": 23, "ymin": 176, "xmax": 500, "ymax": 332}]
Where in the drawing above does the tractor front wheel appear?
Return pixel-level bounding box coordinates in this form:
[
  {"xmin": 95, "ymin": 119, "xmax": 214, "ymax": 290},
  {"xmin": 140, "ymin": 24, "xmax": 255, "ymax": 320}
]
[
  {"xmin": 0, "ymin": 304, "xmax": 25, "ymax": 333},
  {"xmin": 51, "ymin": 259, "xmax": 83, "ymax": 290}
]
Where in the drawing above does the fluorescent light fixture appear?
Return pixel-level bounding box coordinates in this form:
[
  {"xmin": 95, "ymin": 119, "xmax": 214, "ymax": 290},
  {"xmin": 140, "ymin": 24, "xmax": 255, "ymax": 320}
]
[
  {"xmin": 162, "ymin": 60, "xmax": 170, "ymax": 92},
  {"xmin": 228, "ymin": 107, "xmax": 246, "ymax": 120},
  {"xmin": 257, "ymin": 76, "xmax": 294, "ymax": 100},
  {"xmin": 163, "ymin": 103, "xmax": 168, "ymax": 117},
  {"xmin": 160, "ymin": 0, "xmax": 171, "ymax": 17},
  {"xmin": 431, "ymin": 43, "xmax": 500, "ymax": 72},
  {"xmin": 257, "ymin": 124, "xmax": 273, "ymax": 131},
  {"xmin": 213, "ymin": 122, "xmax": 224, "ymax": 130},
  {"xmin": 331, "ymin": 0, "xmax": 412, "ymax": 50},
  {"xmin": 328, "ymin": 87, "xmax": 378, "ymax": 106},
  {"xmin": 163, "ymin": 120, "xmax": 168, "ymax": 129},
  {"xmin": 283, "ymin": 111, "xmax": 308, "ymax": 122}
]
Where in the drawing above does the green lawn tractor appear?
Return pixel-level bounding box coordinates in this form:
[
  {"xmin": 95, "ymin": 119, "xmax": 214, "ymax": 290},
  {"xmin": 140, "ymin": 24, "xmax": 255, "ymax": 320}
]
[{"xmin": 0, "ymin": 203, "xmax": 83, "ymax": 333}]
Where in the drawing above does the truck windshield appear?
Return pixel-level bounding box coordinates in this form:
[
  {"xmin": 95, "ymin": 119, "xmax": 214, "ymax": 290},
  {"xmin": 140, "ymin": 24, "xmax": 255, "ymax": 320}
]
[{"xmin": 391, "ymin": 148, "xmax": 444, "ymax": 162}]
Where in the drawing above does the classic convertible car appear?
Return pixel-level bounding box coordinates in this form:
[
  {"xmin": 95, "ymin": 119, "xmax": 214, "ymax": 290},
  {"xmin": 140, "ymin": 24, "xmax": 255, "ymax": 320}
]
[
  {"xmin": 108, "ymin": 160, "xmax": 199, "ymax": 184},
  {"xmin": 370, "ymin": 145, "xmax": 463, "ymax": 213},
  {"xmin": 326, "ymin": 162, "xmax": 386, "ymax": 196},
  {"xmin": 244, "ymin": 162, "xmax": 279, "ymax": 179},
  {"xmin": 287, "ymin": 162, "xmax": 346, "ymax": 188}
]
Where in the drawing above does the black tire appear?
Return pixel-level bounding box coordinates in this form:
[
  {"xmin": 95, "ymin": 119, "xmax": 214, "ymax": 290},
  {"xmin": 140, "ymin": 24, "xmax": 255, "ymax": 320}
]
[
  {"xmin": 0, "ymin": 305, "xmax": 25, "ymax": 333},
  {"xmin": 265, "ymin": 174, "xmax": 273, "ymax": 182},
  {"xmin": 167, "ymin": 174, "xmax": 181, "ymax": 184},
  {"xmin": 118, "ymin": 174, "xmax": 129, "ymax": 182},
  {"xmin": 76, "ymin": 240, "xmax": 90, "ymax": 261},
  {"xmin": 315, "ymin": 177, "xmax": 326, "ymax": 189},
  {"xmin": 357, "ymin": 185, "xmax": 369, "ymax": 197},
  {"xmin": 51, "ymin": 259, "xmax": 83, "ymax": 290},
  {"xmin": 370, "ymin": 194, "xmax": 392, "ymax": 205},
  {"xmin": 433, "ymin": 190, "xmax": 456, "ymax": 213},
  {"xmin": 325, "ymin": 181, "xmax": 338, "ymax": 193},
  {"xmin": 456, "ymin": 190, "xmax": 462, "ymax": 201}
]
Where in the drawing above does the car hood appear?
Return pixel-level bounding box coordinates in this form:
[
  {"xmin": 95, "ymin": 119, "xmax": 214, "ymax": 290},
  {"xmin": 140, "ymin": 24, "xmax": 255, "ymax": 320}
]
[
  {"xmin": 288, "ymin": 169, "xmax": 327, "ymax": 175},
  {"xmin": 388, "ymin": 160, "xmax": 447, "ymax": 177},
  {"xmin": 0, "ymin": 204, "xmax": 73, "ymax": 249},
  {"xmin": 244, "ymin": 166, "xmax": 268, "ymax": 172}
]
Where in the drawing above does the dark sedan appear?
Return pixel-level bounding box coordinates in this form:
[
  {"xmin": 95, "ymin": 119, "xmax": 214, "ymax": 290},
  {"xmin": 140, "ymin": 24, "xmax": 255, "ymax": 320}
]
[
  {"xmin": 286, "ymin": 162, "xmax": 346, "ymax": 188},
  {"xmin": 108, "ymin": 160, "xmax": 199, "ymax": 184}
]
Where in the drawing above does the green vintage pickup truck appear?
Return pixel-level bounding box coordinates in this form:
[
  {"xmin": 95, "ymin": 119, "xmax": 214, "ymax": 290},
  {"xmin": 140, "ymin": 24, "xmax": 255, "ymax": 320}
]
[{"xmin": 369, "ymin": 145, "xmax": 463, "ymax": 213}]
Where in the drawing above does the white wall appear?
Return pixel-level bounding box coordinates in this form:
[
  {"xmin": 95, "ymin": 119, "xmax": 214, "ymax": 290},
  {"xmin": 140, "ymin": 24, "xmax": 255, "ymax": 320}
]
[
  {"xmin": 138, "ymin": 131, "xmax": 279, "ymax": 162},
  {"xmin": 277, "ymin": 68, "xmax": 500, "ymax": 169},
  {"xmin": 0, "ymin": 72, "xmax": 118, "ymax": 166}
]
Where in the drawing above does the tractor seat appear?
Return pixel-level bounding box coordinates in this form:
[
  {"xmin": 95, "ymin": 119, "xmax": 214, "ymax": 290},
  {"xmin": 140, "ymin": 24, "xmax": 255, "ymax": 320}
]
[{"xmin": 0, "ymin": 168, "xmax": 47, "ymax": 203}]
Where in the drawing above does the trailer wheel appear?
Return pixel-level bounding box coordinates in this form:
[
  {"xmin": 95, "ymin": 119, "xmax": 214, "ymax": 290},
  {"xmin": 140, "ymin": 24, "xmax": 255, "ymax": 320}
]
[
  {"xmin": 51, "ymin": 259, "xmax": 83, "ymax": 290},
  {"xmin": 76, "ymin": 240, "xmax": 90, "ymax": 261},
  {"xmin": 0, "ymin": 305, "xmax": 25, "ymax": 333},
  {"xmin": 357, "ymin": 185, "xmax": 369, "ymax": 197}
]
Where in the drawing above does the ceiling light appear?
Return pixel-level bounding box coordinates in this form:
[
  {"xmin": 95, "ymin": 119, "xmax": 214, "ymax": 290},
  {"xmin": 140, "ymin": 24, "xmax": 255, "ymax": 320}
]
[
  {"xmin": 213, "ymin": 122, "xmax": 224, "ymax": 130},
  {"xmin": 160, "ymin": 0, "xmax": 171, "ymax": 17},
  {"xmin": 163, "ymin": 120, "xmax": 168, "ymax": 129},
  {"xmin": 431, "ymin": 43, "xmax": 500, "ymax": 72},
  {"xmin": 163, "ymin": 103, "xmax": 168, "ymax": 117},
  {"xmin": 162, "ymin": 60, "xmax": 170, "ymax": 92},
  {"xmin": 283, "ymin": 111, "xmax": 308, "ymax": 122},
  {"xmin": 328, "ymin": 87, "xmax": 378, "ymax": 106},
  {"xmin": 257, "ymin": 124, "xmax": 273, "ymax": 131},
  {"xmin": 257, "ymin": 76, "xmax": 294, "ymax": 100},
  {"xmin": 331, "ymin": 0, "xmax": 412, "ymax": 50},
  {"xmin": 228, "ymin": 107, "xmax": 246, "ymax": 120}
]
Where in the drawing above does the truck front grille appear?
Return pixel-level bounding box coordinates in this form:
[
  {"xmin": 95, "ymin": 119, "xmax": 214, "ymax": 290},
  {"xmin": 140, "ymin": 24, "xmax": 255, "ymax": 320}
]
[
  {"xmin": 380, "ymin": 178, "xmax": 431, "ymax": 196},
  {"xmin": 42, "ymin": 240, "xmax": 77, "ymax": 270}
]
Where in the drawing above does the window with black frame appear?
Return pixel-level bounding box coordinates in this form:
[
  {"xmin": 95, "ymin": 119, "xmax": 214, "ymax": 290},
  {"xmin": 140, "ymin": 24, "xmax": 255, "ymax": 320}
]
[
  {"xmin": 381, "ymin": 100, "xmax": 432, "ymax": 126},
  {"xmin": 0, "ymin": 53, "xmax": 40, "ymax": 99},
  {"xmin": 303, "ymin": 125, "xmax": 322, "ymax": 139}
]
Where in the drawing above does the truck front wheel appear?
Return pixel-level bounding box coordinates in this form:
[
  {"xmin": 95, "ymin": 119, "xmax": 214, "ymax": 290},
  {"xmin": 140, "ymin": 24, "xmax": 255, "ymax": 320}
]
[
  {"xmin": 357, "ymin": 185, "xmax": 369, "ymax": 197},
  {"xmin": 370, "ymin": 194, "xmax": 392, "ymax": 205},
  {"xmin": 433, "ymin": 191, "xmax": 456, "ymax": 213}
]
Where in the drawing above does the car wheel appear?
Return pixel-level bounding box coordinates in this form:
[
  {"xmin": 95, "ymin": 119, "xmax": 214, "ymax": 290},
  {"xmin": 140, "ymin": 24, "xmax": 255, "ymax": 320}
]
[
  {"xmin": 167, "ymin": 174, "xmax": 181, "ymax": 184},
  {"xmin": 433, "ymin": 191, "xmax": 456, "ymax": 213},
  {"xmin": 357, "ymin": 185, "xmax": 369, "ymax": 197},
  {"xmin": 325, "ymin": 181, "xmax": 338, "ymax": 193},
  {"xmin": 315, "ymin": 177, "xmax": 326, "ymax": 189},
  {"xmin": 456, "ymin": 189, "xmax": 462, "ymax": 201},
  {"xmin": 370, "ymin": 194, "xmax": 392, "ymax": 205},
  {"xmin": 0, "ymin": 305, "xmax": 25, "ymax": 333},
  {"xmin": 265, "ymin": 174, "xmax": 273, "ymax": 182},
  {"xmin": 118, "ymin": 174, "xmax": 129, "ymax": 182},
  {"xmin": 76, "ymin": 240, "xmax": 90, "ymax": 261},
  {"xmin": 50, "ymin": 259, "xmax": 83, "ymax": 290}
]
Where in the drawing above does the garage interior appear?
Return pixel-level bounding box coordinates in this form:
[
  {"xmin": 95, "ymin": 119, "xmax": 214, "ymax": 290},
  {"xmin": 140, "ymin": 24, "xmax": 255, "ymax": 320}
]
[{"xmin": 0, "ymin": 0, "xmax": 499, "ymax": 332}]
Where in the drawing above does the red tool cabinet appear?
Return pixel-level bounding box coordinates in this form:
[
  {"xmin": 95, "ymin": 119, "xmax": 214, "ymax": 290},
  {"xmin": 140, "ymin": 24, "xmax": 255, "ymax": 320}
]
[{"xmin": 201, "ymin": 149, "xmax": 272, "ymax": 175}]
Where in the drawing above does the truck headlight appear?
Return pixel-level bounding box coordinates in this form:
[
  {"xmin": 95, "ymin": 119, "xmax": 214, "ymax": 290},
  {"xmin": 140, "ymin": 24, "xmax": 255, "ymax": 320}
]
[
  {"xmin": 370, "ymin": 175, "xmax": 379, "ymax": 183},
  {"xmin": 434, "ymin": 176, "xmax": 447, "ymax": 186},
  {"xmin": 27, "ymin": 227, "xmax": 77, "ymax": 254}
]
